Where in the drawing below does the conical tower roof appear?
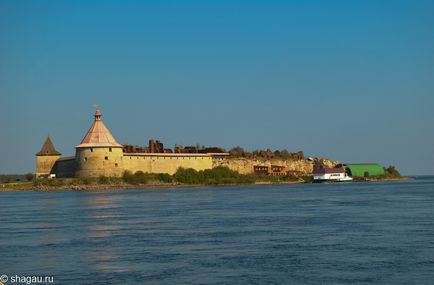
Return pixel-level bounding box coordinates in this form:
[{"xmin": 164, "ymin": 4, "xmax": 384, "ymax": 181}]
[
  {"xmin": 75, "ymin": 108, "xmax": 122, "ymax": 148},
  {"xmin": 36, "ymin": 136, "xmax": 61, "ymax": 156}
]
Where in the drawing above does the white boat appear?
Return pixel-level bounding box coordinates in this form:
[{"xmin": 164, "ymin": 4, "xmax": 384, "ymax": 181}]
[
  {"xmin": 313, "ymin": 167, "xmax": 353, "ymax": 183},
  {"xmin": 337, "ymin": 174, "xmax": 353, "ymax": 183}
]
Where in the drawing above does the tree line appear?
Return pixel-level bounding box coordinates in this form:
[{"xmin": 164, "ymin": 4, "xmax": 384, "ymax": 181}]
[{"xmin": 229, "ymin": 146, "xmax": 304, "ymax": 160}]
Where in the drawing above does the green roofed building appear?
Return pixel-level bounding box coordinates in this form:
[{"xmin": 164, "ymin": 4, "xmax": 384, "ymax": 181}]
[{"xmin": 344, "ymin": 163, "xmax": 385, "ymax": 178}]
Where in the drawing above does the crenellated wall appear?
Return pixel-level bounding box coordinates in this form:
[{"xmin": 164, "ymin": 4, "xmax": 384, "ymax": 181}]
[
  {"xmin": 37, "ymin": 110, "xmax": 339, "ymax": 179},
  {"xmin": 122, "ymin": 154, "xmax": 213, "ymax": 175},
  {"xmin": 72, "ymin": 148, "xmax": 213, "ymax": 177},
  {"xmin": 46, "ymin": 147, "xmax": 337, "ymax": 178}
]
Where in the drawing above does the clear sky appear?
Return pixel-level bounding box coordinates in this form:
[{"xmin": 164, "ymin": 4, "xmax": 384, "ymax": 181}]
[{"xmin": 1, "ymin": 0, "xmax": 433, "ymax": 175}]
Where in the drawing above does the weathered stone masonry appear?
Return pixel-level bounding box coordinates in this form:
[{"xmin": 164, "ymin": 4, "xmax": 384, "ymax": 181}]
[
  {"xmin": 36, "ymin": 109, "xmax": 218, "ymax": 178},
  {"xmin": 36, "ymin": 109, "xmax": 334, "ymax": 178}
]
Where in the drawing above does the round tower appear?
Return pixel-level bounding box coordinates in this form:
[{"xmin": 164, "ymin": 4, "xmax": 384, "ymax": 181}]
[{"xmin": 75, "ymin": 108, "xmax": 124, "ymax": 178}]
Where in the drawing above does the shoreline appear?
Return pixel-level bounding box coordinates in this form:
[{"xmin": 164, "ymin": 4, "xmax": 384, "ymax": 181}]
[
  {"xmin": 361, "ymin": 177, "xmax": 415, "ymax": 182},
  {"xmin": 0, "ymin": 180, "xmax": 305, "ymax": 192},
  {"xmin": 0, "ymin": 177, "xmax": 414, "ymax": 192}
]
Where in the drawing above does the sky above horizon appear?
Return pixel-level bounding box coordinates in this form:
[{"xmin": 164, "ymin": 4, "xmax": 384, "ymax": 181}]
[{"xmin": 1, "ymin": 0, "xmax": 433, "ymax": 175}]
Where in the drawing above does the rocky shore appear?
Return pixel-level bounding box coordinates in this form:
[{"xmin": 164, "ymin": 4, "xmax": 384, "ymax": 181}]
[
  {"xmin": 1, "ymin": 180, "xmax": 306, "ymax": 192},
  {"xmin": 0, "ymin": 176, "xmax": 414, "ymax": 192}
]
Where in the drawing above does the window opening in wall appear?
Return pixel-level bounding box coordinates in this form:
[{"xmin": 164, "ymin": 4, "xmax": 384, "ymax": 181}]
[
  {"xmin": 109, "ymin": 148, "xmax": 112, "ymax": 152},
  {"xmin": 84, "ymin": 157, "xmax": 87, "ymax": 161},
  {"xmin": 90, "ymin": 148, "xmax": 93, "ymax": 152},
  {"xmin": 105, "ymin": 156, "xmax": 108, "ymax": 160},
  {"xmin": 115, "ymin": 163, "xmax": 118, "ymax": 167}
]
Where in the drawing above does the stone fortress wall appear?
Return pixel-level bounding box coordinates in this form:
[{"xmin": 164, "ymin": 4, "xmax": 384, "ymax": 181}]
[
  {"xmin": 49, "ymin": 153, "xmax": 333, "ymax": 178},
  {"xmin": 36, "ymin": 109, "xmax": 334, "ymax": 178},
  {"xmin": 122, "ymin": 154, "xmax": 213, "ymax": 176},
  {"xmin": 35, "ymin": 109, "xmax": 225, "ymax": 178},
  {"xmin": 52, "ymin": 157, "xmax": 76, "ymax": 178},
  {"xmin": 213, "ymin": 157, "xmax": 337, "ymax": 175},
  {"xmin": 72, "ymin": 147, "xmax": 213, "ymax": 178}
]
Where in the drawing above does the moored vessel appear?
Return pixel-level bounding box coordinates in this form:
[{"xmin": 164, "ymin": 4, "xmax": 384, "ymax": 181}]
[{"xmin": 313, "ymin": 167, "xmax": 353, "ymax": 183}]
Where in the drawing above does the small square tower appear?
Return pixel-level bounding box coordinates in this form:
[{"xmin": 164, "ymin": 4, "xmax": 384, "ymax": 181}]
[{"xmin": 36, "ymin": 136, "xmax": 61, "ymax": 178}]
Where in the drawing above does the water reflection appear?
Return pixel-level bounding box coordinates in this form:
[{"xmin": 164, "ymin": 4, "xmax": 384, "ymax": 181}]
[
  {"xmin": 81, "ymin": 193, "xmax": 129, "ymax": 273},
  {"xmin": 37, "ymin": 197, "xmax": 60, "ymax": 271},
  {"xmin": 3, "ymin": 181, "xmax": 434, "ymax": 284},
  {"xmin": 89, "ymin": 224, "xmax": 117, "ymax": 239}
]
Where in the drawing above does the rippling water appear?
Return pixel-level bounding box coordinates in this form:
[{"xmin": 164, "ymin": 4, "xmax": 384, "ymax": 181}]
[{"xmin": 1, "ymin": 177, "xmax": 434, "ymax": 284}]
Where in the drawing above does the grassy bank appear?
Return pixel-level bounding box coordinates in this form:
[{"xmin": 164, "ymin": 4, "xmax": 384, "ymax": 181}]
[
  {"xmin": 352, "ymin": 165, "xmax": 412, "ymax": 182},
  {"xmin": 1, "ymin": 166, "xmax": 306, "ymax": 191},
  {"xmin": 1, "ymin": 165, "xmax": 413, "ymax": 191}
]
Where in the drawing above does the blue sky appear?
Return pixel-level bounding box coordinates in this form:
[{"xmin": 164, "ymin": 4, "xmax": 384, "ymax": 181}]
[{"xmin": 1, "ymin": 0, "xmax": 433, "ymax": 175}]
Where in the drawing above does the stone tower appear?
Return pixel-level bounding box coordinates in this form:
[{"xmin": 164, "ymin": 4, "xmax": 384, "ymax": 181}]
[
  {"xmin": 36, "ymin": 136, "xmax": 61, "ymax": 178},
  {"xmin": 75, "ymin": 108, "xmax": 124, "ymax": 178}
]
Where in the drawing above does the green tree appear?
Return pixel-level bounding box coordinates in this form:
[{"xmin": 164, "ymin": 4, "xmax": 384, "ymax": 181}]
[
  {"xmin": 156, "ymin": 173, "xmax": 172, "ymax": 183},
  {"xmin": 174, "ymin": 168, "xmax": 204, "ymax": 184},
  {"xmin": 133, "ymin": 171, "xmax": 149, "ymax": 184},
  {"xmin": 385, "ymin": 165, "xmax": 401, "ymax": 178},
  {"xmin": 25, "ymin": 173, "xmax": 34, "ymax": 181},
  {"xmin": 98, "ymin": 175, "xmax": 110, "ymax": 184},
  {"xmin": 229, "ymin": 146, "xmax": 245, "ymax": 157},
  {"xmin": 279, "ymin": 150, "xmax": 290, "ymax": 159},
  {"xmin": 122, "ymin": 170, "xmax": 134, "ymax": 183}
]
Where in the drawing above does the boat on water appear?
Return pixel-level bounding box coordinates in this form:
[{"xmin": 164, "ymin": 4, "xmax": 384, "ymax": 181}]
[
  {"xmin": 336, "ymin": 174, "xmax": 353, "ymax": 183},
  {"xmin": 313, "ymin": 167, "xmax": 353, "ymax": 183}
]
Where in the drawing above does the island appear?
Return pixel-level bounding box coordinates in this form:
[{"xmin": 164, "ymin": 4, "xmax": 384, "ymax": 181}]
[{"xmin": 1, "ymin": 108, "xmax": 412, "ymax": 191}]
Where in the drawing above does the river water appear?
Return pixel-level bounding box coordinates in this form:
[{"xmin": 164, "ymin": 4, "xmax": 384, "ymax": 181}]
[{"xmin": 1, "ymin": 177, "xmax": 434, "ymax": 284}]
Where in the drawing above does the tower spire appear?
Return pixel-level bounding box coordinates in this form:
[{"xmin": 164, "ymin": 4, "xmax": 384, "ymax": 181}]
[
  {"xmin": 94, "ymin": 105, "xmax": 101, "ymax": 121},
  {"xmin": 36, "ymin": 136, "xmax": 61, "ymax": 156},
  {"xmin": 75, "ymin": 107, "xmax": 122, "ymax": 148}
]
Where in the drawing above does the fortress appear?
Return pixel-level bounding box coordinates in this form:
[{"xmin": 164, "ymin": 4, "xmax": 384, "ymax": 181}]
[{"xmin": 36, "ymin": 109, "xmax": 228, "ymax": 178}]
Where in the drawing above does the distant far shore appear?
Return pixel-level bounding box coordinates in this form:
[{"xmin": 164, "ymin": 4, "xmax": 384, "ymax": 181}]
[
  {"xmin": 367, "ymin": 177, "xmax": 415, "ymax": 182},
  {"xmin": 354, "ymin": 177, "xmax": 415, "ymax": 182},
  {"xmin": 0, "ymin": 176, "xmax": 414, "ymax": 192}
]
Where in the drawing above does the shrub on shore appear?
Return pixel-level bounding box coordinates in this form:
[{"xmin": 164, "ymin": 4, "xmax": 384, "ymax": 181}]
[
  {"xmin": 385, "ymin": 165, "xmax": 401, "ymax": 178},
  {"xmin": 174, "ymin": 166, "xmax": 255, "ymax": 185},
  {"xmin": 173, "ymin": 168, "xmax": 204, "ymax": 184},
  {"xmin": 156, "ymin": 173, "xmax": 173, "ymax": 183},
  {"xmin": 246, "ymin": 173, "xmax": 301, "ymax": 184},
  {"xmin": 25, "ymin": 173, "xmax": 34, "ymax": 181},
  {"xmin": 79, "ymin": 177, "xmax": 93, "ymax": 185},
  {"xmin": 28, "ymin": 167, "xmax": 306, "ymax": 188},
  {"xmin": 122, "ymin": 170, "xmax": 152, "ymax": 184},
  {"xmin": 98, "ymin": 175, "xmax": 110, "ymax": 184},
  {"xmin": 300, "ymin": 175, "xmax": 313, "ymax": 183},
  {"xmin": 33, "ymin": 178, "xmax": 66, "ymax": 187}
]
